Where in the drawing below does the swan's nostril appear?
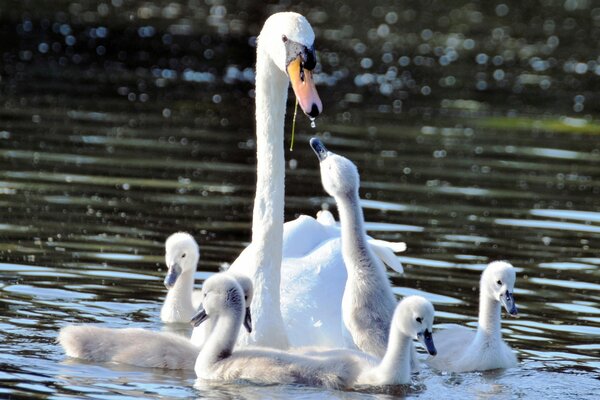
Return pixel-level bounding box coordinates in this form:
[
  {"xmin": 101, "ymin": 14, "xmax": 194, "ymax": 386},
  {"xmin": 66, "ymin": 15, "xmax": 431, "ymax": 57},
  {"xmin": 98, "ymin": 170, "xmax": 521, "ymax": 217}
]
[{"xmin": 308, "ymin": 104, "xmax": 320, "ymax": 118}]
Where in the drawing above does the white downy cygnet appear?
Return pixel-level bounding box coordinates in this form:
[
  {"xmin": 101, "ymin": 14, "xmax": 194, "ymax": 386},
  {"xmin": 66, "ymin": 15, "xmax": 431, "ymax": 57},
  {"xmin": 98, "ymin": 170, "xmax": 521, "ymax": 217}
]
[
  {"xmin": 426, "ymin": 261, "xmax": 519, "ymax": 372},
  {"xmin": 356, "ymin": 296, "xmax": 437, "ymax": 386},
  {"xmin": 161, "ymin": 232, "xmax": 202, "ymax": 323},
  {"xmin": 190, "ymin": 271, "xmax": 253, "ymax": 348},
  {"xmin": 194, "ymin": 273, "xmax": 364, "ymax": 389},
  {"xmin": 58, "ymin": 272, "xmax": 253, "ymax": 370},
  {"xmin": 194, "ymin": 274, "xmax": 437, "ymax": 388},
  {"xmin": 309, "ymin": 138, "xmax": 410, "ymax": 360}
]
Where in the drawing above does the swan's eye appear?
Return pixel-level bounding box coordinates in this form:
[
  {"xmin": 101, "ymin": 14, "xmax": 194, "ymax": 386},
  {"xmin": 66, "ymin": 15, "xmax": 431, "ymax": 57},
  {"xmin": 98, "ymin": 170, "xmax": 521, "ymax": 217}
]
[
  {"xmin": 181, "ymin": 253, "xmax": 186, "ymax": 258},
  {"xmin": 416, "ymin": 317, "xmax": 422, "ymax": 324},
  {"xmin": 282, "ymin": 35, "xmax": 288, "ymax": 43},
  {"xmin": 496, "ymin": 280, "xmax": 502, "ymax": 285}
]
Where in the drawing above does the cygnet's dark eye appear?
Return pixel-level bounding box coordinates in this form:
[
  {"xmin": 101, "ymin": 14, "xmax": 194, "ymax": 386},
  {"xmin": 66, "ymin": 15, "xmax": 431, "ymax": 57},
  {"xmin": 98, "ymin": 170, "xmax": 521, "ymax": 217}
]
[
  {"xmin": 416, "ymin": 317, "xmax": 422, "ymax": 324},
  {"xmin": 181, "ymin": 253, "xmax": 186, "ymax": 258},
  {"xmin": 496, "ymin": 280, "xmax": 502, "ymax": 285},
  {"xmin": 282, "ymin": 35, "xmax": 288, "ymax": 42}
]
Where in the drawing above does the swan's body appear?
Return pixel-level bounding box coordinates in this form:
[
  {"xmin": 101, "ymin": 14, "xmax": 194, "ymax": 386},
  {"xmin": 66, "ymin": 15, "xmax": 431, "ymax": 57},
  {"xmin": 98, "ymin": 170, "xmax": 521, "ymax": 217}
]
[
  {"xmin": 233, "ymin": 210, "xmax": 406, "ymax": 348},
  {"xmin": 161, "ymin": 232, "xmax": 202, "ymax": 323},
  {"xmin": 195, "ymin": 273, "xmax": 437, "ymax": 388},
  {"xmin": 426, "ymin": 261, "xmax": 519, "ymax": 372},
  {"xmin": 221, "ymin": 12, "xmax": 406, "ymax": 349}
]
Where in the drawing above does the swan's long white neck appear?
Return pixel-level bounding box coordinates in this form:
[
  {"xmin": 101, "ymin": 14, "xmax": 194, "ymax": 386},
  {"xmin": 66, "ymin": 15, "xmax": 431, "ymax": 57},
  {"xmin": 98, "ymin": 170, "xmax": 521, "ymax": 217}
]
[
  {"xmin": 372, "ymin": 326, "xmax": 413, "ymax": 384},
  {"xmin": 163, "ymin": 269, "xmax": 194, "ymax": 319},
  {"xmin": 196, "ymin": 309, "xmax": 242, "ymax": 372},
  {"xmin": 244, "ymin": 40, "xmax": 289, "ymax": 348},
  {"xmin": 476, "ymin": 288, "xmax": 502, "ymax": 342}
]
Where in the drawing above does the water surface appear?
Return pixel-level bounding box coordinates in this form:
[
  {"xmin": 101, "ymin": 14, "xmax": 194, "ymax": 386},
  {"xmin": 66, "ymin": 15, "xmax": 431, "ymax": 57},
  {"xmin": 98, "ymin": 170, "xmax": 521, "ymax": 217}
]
[{"xmin": 1, "ymin": 1, "xmax": 599, "ymax": 398}]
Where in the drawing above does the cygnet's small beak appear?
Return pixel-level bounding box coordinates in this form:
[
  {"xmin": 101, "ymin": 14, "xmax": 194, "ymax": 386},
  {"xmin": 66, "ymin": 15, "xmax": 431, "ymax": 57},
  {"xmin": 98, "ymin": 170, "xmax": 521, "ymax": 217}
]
[
  {"xmin": 309, "ymin": 137, "xmax": 329, "ymax": 162},
  {"xmin": 287, "ymin": 57, "xmax": 322, "ymax": 118},
  {"xmin": 419, "ymin": 329, "xmax": 437, "ymax": 356},
  {"xmin": 164, "ymin": 263, "xmax": 182, "ymax": 289},
  {"xmin": 500, "ymin": 290, "xmax": 518, "ymax": 316},
  {"xmin": 243, "ymin": 307, "xmax": 252, "ymax": 333},
  {"xmin": 190, "ymin": 305, "xmax": 208, "ymax": 327}
]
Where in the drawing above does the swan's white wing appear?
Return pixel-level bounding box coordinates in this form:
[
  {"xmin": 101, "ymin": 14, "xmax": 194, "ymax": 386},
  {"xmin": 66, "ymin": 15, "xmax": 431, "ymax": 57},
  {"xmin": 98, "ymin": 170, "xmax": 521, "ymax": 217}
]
[
  {"xmin": 282, "ymin": 214, "xmax": 338, "ymax": 258},
  {"xmin": 367, "ymin": 239, "xmax": 406, "ymax": 274},
  {"xmin": 367, "ymin": 238, "xmax": 407, "ymax": 253},
  {"xmin": 280, "ymin": 237, "xmax": 346, "ymax": 348}
]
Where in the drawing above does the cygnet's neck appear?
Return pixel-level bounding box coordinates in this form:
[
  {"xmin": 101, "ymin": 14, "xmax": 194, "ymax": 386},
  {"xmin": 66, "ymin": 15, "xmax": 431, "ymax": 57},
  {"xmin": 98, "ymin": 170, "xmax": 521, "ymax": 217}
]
[
  {"xmin": 334, "ymin": 189, "xmax": 372, "ymax": 276},
  {"xmin": 163, "ymin": 268, "xmax": 195, "ymax": 318},
  {"xmin": 245, "ymin": 42, "xmax": 289, "ymax": 348},
  {"xmin": 196, "ymin": 307, "xmax": 242, "ymax": 371},
  {"xmin": 372, "ymin": 326, "xmax": 413, "ymax": 384},
  {"xmin": 476, "ymin": 287, "xmax": 503, "ymax": 342}
]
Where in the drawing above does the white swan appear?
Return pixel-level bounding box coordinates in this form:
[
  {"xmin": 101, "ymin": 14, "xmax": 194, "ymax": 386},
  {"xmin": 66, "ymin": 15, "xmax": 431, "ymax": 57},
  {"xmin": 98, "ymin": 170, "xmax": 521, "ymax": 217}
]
[
  {"xmin": 194, "ymin": 273, "xmax": 437, "ymax": 388},
  {"xmin": 308, "ymin": 138, "xmax": 404, "ymax": 359},
  {"xmin": 227, "ymin": 11, "xmax": 406, "ymax": 349},
  {"xmin": 161, "ymin": 232, "xmax": 202, "ymax": 323},
  {"xmin": 425, "ymin": 261, "xmax": 519, "ymax": 372}
]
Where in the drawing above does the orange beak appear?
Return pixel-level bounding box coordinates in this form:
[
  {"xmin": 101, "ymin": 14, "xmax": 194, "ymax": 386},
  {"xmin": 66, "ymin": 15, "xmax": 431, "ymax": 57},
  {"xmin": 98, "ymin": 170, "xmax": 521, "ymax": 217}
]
[{"xmin": 287, "ymin": 57, "xmax": 323, "ymax": 118}]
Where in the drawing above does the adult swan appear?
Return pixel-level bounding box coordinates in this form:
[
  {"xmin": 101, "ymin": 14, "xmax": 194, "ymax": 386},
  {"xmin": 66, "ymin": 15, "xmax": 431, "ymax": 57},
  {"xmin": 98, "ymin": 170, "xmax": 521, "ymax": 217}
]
[{"xmin": 228, "ymin": 12, "xmax": 404, "ymax": 349}]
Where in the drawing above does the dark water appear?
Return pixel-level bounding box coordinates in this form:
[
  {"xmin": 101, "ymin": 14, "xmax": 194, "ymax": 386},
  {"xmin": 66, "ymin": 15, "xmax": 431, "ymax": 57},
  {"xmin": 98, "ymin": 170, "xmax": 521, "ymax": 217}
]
[{"xmin": 1, "ymin": 1, "xmax": 599, "ymax": 398}]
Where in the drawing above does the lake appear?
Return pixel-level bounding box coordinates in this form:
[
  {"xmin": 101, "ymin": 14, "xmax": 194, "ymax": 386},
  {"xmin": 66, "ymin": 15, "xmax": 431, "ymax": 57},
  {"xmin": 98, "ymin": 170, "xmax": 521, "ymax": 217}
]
[{"xmin": 0, "ymin": 1, "xmax": 599, "ymax": 398}]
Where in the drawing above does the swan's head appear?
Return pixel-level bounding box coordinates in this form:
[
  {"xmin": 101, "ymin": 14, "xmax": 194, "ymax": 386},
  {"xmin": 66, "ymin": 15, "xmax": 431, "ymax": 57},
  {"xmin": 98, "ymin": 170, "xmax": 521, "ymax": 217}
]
[
  {"xmin": 394, "ymin": 296, "xmax": 437, "ymax": 356},
  {"xmin": 310, "ymin": 137, "xmax": 359, "ymax": 198},
  {"xmin": 259, "ymin": 12, "xmax": 322, "ymax": 118},
  {"xmin": 224, "ymin": 272, "xmax": 254, "ymax": 333},
  {"xmin": 163, "ymin": 232, "xmax": 200, "ymax": 289},
  {"xmin": 190, "ymin": 274, "xmax": 252, "ymax": 333},
  {"xmin": 482, "ymin": 261, "xmax": 518, "ymax": 316}
]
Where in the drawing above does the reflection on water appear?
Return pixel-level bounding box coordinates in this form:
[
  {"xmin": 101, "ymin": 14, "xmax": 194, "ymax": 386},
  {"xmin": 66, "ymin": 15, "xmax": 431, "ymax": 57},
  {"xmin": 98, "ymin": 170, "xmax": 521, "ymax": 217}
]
[{"xmin": 1, "ymin": 0, "xmax": 599, "ymax": 399}]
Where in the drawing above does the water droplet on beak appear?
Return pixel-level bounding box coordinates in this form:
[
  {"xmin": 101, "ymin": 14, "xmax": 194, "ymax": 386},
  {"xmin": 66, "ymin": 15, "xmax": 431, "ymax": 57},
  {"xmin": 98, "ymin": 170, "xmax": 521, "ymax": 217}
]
[{"xmin": 309, "ymin": 117, "xmax": 316, "ymax": 129}]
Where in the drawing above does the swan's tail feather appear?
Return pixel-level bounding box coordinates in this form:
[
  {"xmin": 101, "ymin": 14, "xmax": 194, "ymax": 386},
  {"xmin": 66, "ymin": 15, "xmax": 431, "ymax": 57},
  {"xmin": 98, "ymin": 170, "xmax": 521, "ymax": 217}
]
[{"xmin": 368, "ymin": 239, "xmax": 406, "ymax": 274}]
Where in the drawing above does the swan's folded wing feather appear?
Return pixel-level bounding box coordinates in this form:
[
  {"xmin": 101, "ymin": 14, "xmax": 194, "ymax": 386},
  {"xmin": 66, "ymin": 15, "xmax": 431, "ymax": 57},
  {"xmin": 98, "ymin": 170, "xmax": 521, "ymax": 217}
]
[{"xmin": 367, "ymin": 239, "xmax": 406, "ymax": 274}]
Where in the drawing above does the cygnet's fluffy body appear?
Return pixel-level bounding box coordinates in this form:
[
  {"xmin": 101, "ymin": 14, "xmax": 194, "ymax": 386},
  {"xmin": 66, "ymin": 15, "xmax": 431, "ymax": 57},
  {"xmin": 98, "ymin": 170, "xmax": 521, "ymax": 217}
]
[
  {"xmin": 58, "ymin": 325, "xmax": 199, "ymax": 369},
  {"xmin": 161, "ymin": 232, "xmax": 201, "ymax": 323},
  {"xmin": 426, "ymin": 261, "xmax": 519, "ymax": 372}
]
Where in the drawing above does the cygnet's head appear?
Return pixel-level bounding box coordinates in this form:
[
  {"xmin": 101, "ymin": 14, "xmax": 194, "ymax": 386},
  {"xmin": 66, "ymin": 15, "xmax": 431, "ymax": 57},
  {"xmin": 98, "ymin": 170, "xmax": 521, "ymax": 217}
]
[
  {"xmin": 190, "ymin": 274, "xmax": 252, "ymax": 333},
  {"xmin": 164, "ymin": 232, "xmax": 200, "ymax": 289},
  {"xmin": 258, "ymin": 12, "xmax": 322, "ymax": 118},
  {"xmin": 394, "ymin": 296, "xmax": 437, "ymax": 356},
  {"xmin": 481, "ymin": 261, "xmax": 518, "ymax": 316},
  {"xmin": 310, "ymin": 137, "xmax": 360, "ymax": 198}
]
